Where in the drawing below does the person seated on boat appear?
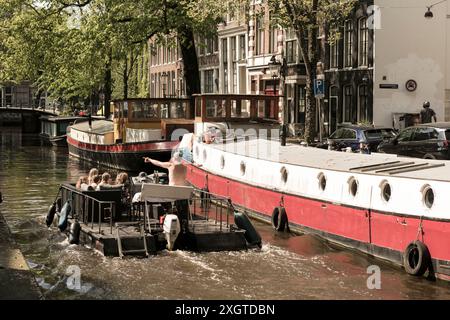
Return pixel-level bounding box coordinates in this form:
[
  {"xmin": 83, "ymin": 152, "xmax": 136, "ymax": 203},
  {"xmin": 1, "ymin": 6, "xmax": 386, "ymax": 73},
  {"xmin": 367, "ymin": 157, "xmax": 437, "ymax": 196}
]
[
  {"xmin": 90, "ymin": 175, "xmax": 101, "ymax": 189},
  {"xmin": 96, "ymin": 172, "xmax": 111, "ymax": 190},
  {"xmin": 76, "ymin": 176, "xmax": 89, "ymax": 191},
  {"xmin": 88, "ymin": 168, "xmax": 99, "ymax": 185},
  {"xmin": 144, "ymin": 152, "xmax": 187, "ymax": 187}
]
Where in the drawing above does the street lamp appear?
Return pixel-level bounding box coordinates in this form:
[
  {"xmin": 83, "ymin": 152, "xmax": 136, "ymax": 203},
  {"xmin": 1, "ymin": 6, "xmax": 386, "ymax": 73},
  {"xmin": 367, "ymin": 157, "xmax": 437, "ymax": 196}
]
[
  {"xmin": 425, "ymin": 0, "xmax": 447, "ymax": 18},
  {"xmin": 268, "ymin": 55, "xmax": 288, "ymax": 146}
]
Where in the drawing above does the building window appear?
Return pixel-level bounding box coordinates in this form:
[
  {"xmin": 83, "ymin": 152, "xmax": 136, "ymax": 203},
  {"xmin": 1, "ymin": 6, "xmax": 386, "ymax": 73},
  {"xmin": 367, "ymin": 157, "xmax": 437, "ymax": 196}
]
[
  {"xmin": 204, "ymin": 70, "xmax": 214, "ymax": 93},
  {"xmin": 343, "ymin": 85, "xmax": 354, "ymax": 123},
  {"xmin": 285, "ymin": 28, "xmax": 298, "ymax": 64},
  {"xmin": 5, "ymin": 87, "xmax": 12, "ymax": 107},
  {"xmin": 329, "ymin": 86, "xmax": 339, "ymax": 133},
  {"xmin": 206, "ymin": 37, "xmax": 214, "ymax": 55},
  {"xmin": 344, "ymin": 20, "xmax": 353, "ymax": 67},
  {"xmin": 358, "ymin": 18, "xmax": 369, "ymax": 67},
  {"xmin": 222, "ymin": 38, "xmax": 228, "ymax": 94},
  {"xmin": 239, "ymin": 35, "xmax": 246, "ymax": 60},
  {"xmin": 298, "ymin": 86, "xmax": 306, "ymax": 124},
  {"xmin": 214, "ymin": 36, "xmax": 219, "ymax": 53},
  {"xmin": 256, "ymin": 16, "xmax": 265, "ymax": 55},
  {"xmin": 358, "ymin": 85, "xmax": 370, "ymax": 123},
  {"xmin": 330, "ymin": 42, "xmax": 339, "ymax": 69},
  {"xmin": 286, "ymin": 40, "xmax": 297, "ymax": 64},
  {"xmin": 231, "ymin": 37, "xmax": 237, "ymax": 62},
  {"xmin": 269, "ymin": 26, "xmax": 277, "ymax": 54}
]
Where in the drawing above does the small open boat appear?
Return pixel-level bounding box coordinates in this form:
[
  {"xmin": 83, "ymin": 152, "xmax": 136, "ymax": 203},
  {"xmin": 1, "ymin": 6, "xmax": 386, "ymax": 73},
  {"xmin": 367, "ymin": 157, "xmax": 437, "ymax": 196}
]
[{"xmin": 40, "ymin": 116, "xmax": 88, "ymax": 147}]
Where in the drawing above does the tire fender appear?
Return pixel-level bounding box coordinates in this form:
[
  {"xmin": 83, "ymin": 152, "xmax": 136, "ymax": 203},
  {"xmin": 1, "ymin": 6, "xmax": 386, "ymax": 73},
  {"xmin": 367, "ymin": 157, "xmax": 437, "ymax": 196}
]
[
  {"xmin": 403, "ymin": 240, "xmax": 431, "ymax": 276},
  {"xmin": 271, "ymin": 207, "xmax": 288, "ymax": 232}
]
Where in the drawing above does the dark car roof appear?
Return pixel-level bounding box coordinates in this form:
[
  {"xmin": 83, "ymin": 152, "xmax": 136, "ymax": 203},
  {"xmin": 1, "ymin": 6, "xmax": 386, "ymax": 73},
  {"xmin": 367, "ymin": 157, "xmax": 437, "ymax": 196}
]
[
  {"xmin": 415, "ymin": 122, "xmax": 450, "ymax": 129},
  {"xmin": 337, "ymin": 124, "xmax": 394, "ymax": 131}
]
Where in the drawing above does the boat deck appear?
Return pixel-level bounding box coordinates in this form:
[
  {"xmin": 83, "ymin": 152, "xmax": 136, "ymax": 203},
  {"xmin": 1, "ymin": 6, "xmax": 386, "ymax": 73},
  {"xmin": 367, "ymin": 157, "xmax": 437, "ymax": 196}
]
[{"xmin": 207, "ymin": 139, "xmax": 450, "ymax": 182}]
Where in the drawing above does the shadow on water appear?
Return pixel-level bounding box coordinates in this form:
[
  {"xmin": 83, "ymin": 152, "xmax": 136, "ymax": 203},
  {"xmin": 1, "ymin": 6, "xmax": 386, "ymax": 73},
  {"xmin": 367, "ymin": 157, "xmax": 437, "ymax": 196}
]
[{"xmin": 0, "ymin": 128, "xmax": 449, "ymax": 299}]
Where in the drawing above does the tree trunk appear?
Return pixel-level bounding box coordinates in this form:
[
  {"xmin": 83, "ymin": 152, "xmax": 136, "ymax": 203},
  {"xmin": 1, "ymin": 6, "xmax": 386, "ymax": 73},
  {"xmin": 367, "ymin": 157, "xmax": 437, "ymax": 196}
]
[
  {"xmin": 123, "ymin": 55, "xmax": 129, "ymax": 100},
  {"xmin": 104, "ymin": 49, "xmax": 112, "ymax": 119},
  {"xmin": 177, "ymin": 24, "xmax": 200, "ymax": 118}
]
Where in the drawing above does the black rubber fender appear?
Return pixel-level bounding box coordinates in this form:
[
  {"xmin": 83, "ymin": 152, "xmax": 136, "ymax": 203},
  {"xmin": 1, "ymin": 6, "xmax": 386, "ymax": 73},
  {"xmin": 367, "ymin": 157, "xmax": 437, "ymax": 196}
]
[
  {"xmin": 403, "ymin": 240, "xmax": 431, "ymax": 276},
  {"xmin": 69, "ymin": 221, "xmax": 81, "ymax": 245},
  {"xmin": 271, "ymin": 207, "xmax": 288, "ymax": 232},
  {"xmin": 46, "ymin": 202, "xmax": 57, "ymax": 227},
  {"xmin": 56, "ymin": 197, "xmax": 62, "ymax": 213},
  {"xmin": 234, "ymin": 211, "xmax": 262, "ymax": 248}
]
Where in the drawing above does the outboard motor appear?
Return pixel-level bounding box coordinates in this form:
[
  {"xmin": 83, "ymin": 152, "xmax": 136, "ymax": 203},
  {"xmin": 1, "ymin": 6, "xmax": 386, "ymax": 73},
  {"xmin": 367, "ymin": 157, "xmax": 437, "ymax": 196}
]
[{"xmin": 163, "ymin": 214, "xmax": 181, "ymax": 251}]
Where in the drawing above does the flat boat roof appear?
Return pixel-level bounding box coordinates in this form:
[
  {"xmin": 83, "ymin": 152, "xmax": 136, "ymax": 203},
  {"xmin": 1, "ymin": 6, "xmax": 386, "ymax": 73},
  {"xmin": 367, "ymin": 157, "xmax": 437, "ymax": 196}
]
[{"xmin": 208, "ymin": 139, "xmax": 450, "ymax": 182}]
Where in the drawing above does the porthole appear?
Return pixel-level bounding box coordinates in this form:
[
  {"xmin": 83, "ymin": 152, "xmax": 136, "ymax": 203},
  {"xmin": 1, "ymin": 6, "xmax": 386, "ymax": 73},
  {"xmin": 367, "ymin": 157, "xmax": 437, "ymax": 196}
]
[
  {"xmin": 281, "ymin": 167, "xmax": 288, "ymax": 184},
  {"xmin": 203, "ymin": 149, "xmax": 207, "ymax": 162},
  {"xmin": 318, "ymin": 172, "xmax": 327, "ymax": 191},
  {"xmin": 421, "ymin": 185, "xmax": 434, "ymax": 209},
  {"xmin": 380, "ymin": 180, "xmax": 391, "ymax": 202},
  {"xmin": 348, "ymin": 177, "xmax": 358, "ymax": 197},
  {"xmin": 240, "ymin": 161, "xmax": 246, "ymax": 176},
  {"xmin": 220, "ymin": 155, "xmax": 225, "ymax": 169}
]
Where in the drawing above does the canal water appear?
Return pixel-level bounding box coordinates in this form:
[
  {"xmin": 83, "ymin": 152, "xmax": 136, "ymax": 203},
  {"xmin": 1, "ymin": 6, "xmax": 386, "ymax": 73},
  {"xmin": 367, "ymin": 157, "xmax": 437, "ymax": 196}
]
[{"xmin": 0, "ymin": 127, "xmax": 449, "ymax": 300}]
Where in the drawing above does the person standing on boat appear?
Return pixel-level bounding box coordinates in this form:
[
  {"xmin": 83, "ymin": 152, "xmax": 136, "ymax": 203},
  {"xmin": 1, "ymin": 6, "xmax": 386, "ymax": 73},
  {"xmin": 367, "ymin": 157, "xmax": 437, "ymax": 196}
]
[
  {"xmin": 143, "ymin": 152, "xmax": 187, "ymax": 187},
  {"xmin": 144, "ymin": 152, "xmax": 189, "ymax": 227}
]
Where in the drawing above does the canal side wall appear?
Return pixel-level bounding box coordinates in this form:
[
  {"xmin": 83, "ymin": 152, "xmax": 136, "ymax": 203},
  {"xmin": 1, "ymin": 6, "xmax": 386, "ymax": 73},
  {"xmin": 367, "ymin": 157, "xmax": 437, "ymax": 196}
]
[{"xmin": 0, "ymin": 212, "xmax": 43, "ymax": 300}]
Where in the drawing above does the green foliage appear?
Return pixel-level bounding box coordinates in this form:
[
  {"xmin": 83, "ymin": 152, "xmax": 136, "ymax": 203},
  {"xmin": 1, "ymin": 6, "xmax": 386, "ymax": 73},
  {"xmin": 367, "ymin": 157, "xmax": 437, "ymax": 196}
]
[{"xmin": 0, "ymin": 0, "xmax": 224, "ymax": 104}]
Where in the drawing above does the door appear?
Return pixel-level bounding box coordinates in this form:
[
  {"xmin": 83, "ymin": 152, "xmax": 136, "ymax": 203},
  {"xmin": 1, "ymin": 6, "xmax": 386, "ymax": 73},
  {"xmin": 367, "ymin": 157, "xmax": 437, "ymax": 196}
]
[
  {"xmin": 329, "ymin": 89, "xmax": 339, "ymax": 134},
  {"xmin": 409, "ymin": 127, "xmax": 439, "ymax": 158}
]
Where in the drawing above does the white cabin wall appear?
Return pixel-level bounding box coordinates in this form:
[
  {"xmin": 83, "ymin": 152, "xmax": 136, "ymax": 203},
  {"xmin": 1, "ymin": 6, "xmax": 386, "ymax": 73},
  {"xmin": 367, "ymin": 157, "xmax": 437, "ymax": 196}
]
[{"xmin": 194, "ymin": 141, "xmax": 450, "ymax": 220}]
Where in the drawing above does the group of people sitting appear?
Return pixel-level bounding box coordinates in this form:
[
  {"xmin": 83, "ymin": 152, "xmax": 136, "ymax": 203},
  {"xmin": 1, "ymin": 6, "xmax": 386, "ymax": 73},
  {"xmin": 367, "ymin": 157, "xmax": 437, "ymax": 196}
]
[{"xmin": 75, "ymin": 168, "xmax": 129, "ymax": 192}]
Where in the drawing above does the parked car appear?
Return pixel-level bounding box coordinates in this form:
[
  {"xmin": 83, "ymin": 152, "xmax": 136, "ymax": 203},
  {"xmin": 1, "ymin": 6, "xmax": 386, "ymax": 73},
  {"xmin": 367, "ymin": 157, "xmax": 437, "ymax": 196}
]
[
  {"xmin": 320, "ymin": 124, "xmax": 397, "ymax": 152},
  {"xmin": 377, "ymin": 122, "xmax": 450, "ymax": 159}
]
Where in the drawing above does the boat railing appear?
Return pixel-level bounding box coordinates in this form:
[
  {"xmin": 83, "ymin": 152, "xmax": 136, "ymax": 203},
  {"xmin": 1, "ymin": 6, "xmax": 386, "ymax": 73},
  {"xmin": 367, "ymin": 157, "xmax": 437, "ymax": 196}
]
[
  {"xmin": 189, "ymin": 189, "xmax": 234, "ymax": 233},
  {"xmin": 60, "ymin": 184, "xmax": 118, "ymax": 235}
]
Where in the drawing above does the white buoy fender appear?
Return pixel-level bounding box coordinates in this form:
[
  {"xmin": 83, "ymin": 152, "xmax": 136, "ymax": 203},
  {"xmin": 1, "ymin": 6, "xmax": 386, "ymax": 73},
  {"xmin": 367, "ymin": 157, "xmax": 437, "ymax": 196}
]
[{"xmin": 58, "ymin": 200, "xmax": 71, "ymax": 232}]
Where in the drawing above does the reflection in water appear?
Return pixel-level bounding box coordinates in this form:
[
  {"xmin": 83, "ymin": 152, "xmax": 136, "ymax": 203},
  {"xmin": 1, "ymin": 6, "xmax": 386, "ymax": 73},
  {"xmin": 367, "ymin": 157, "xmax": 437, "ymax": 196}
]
[{"xmin": 0, "ymin": 128, "xmax": 449, "ymax": 300}]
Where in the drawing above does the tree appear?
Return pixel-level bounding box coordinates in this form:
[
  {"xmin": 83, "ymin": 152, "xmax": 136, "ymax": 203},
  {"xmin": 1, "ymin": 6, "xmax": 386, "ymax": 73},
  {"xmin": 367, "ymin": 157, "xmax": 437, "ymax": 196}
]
[
  {"xmin": 0, "ymin": 0, "xmax": 227, "ymax": 117},
  {"xmin": 267, "ymin": 0, "xmax": 356, "ymax": 143}
]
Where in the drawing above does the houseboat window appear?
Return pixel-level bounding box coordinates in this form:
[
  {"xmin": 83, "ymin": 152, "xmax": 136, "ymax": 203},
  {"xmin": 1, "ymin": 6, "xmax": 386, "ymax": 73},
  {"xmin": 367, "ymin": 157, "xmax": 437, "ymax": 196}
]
[
  {"xmin": 380, "ymin": 181, "xmax": 391, "ymax": 202},
  {"xmin": 220, "ymin": 155, "xmax": 225, "ymax": 169},
  {"xmin": 203, "ymin": 149, "xmax": 207, "ymax": 162},
  {"xmin": 422, "ymin": 185, "xmax": 434, "ymax": 209},
  {"xmin": 348, "ymin": 177, "xmax": 358, "ymax": 197},
  {"xmin": 206, "ymin": 99, "xmax": 226, "ymax": 118},
  {"xmin": 318, "ymin": 173, "xmax": 327, "ymax": 191},
  {"xmin": 281, "ymin": 167, "xmax": 288, "ymax": 184},
  {"xmin": 195, "ymin": 146, "xmax": 200, "ymax": 158},
  {"xmin": 240, "ymin": 161, "xmax": 246, "ymax": 176}
]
